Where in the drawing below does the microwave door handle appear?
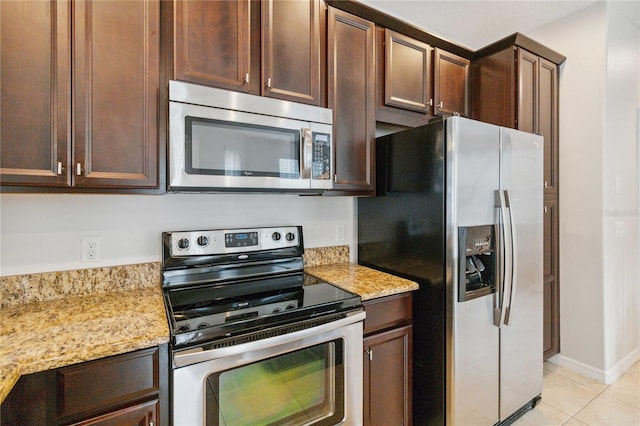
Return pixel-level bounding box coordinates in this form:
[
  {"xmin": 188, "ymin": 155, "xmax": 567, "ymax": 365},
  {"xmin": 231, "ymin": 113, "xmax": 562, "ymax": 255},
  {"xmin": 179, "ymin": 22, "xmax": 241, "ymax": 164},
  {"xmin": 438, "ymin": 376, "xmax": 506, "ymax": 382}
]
[{"xmin": 301, "ymin": 128, "xmax": 312, "ymax": 179}]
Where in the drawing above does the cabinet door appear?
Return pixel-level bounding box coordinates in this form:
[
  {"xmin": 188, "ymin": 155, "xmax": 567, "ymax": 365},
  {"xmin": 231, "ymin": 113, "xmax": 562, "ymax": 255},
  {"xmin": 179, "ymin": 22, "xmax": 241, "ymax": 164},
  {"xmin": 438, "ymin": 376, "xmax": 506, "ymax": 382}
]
[
  {"xmin": 433, "ymin": 48, "xmax": 469, "ymax": 116},
  {"xmin": 539, "ymin": 58, "xmax": 558, "ymax": 197},
  {"xmin": 364, "ymin": 325, "xmax": 413, "ymax": 426},
  {"xmin": 174, "ymin": 0, "xmax": 252, "ymax": 92},
  {"xmin": 543, "ymin": 198, "xmax": 560, "ymax": 359},
  {"xmin": 73, "ymin": 0, "xmax": 159, "ymax": 188},
  {"xmin": 516, "ymin": 48, "xmax": 539, "ymax": 134},
  {"xmin": 0, "ymin": 0, "xmax": 71, "ymax": 186},
  {"xmin": 327, "ymin": 7, "xmax": 375, "ymax": 192},
  {"xmin": 71, "ymin": 399, "xmax": 158, "ymax": 426},
  {"xmin": 383, "ymin": 29, "xmax": 431, "ymax": 113},
  {"xmin": 261, "ymin": 0, "xmax": 321, "ymax": 105}
]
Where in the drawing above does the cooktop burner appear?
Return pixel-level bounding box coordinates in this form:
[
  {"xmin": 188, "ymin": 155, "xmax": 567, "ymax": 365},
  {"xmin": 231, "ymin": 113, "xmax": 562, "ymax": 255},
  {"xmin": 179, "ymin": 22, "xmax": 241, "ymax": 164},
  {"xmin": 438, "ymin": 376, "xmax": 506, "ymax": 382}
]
[{"xmin": 161, "ymin": 226, "xmax": 362, "ymax": 348}]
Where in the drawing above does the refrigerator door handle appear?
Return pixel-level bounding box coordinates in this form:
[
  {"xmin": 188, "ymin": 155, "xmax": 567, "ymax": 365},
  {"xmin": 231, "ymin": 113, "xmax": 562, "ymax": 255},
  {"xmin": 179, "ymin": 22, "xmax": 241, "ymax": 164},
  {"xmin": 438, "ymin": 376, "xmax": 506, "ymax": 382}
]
[
  {"xmin": 494, "ymin": 189, "xmax": 512, "ymax": 327},
  {"xmin": 503, "ymin": 190, "xmax": 517, "ymax": 325}
]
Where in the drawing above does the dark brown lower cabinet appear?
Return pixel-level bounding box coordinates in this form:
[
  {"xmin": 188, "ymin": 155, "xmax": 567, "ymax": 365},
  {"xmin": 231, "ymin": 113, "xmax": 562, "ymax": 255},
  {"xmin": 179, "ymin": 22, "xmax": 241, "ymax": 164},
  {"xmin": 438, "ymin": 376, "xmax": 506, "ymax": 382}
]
[
  {"xmin": 0, "ymin": 345, "xmax": 167, "ymax": 426},
  {"xmin": 363, "ymin": 293, "xmax": 413, "ymax": 426}
]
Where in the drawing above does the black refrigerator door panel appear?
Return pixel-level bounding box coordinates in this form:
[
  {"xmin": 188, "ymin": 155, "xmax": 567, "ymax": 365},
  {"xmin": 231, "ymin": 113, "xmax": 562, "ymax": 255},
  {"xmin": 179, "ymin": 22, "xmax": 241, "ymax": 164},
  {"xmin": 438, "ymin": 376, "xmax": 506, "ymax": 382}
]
[{"xmin": 358, "ymin": 119, "xmax": 446, "ymax": 425}]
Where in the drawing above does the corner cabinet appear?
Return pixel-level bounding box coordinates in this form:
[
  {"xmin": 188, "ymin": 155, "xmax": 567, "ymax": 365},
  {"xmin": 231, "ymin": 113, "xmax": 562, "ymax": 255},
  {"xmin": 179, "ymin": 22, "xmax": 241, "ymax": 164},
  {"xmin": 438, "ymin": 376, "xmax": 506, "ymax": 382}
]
[
  {"xmin": 174, "ymin": 0, "xmax": 324, "ymax": 106},
  {"xmin": 471, "ymin": 33, "xmax": 564, "ymax": 360},
  {"xmin": 0, "ymin": 346, "xmax": 168, "ymax": 426},
  {"xmin": 0, "ymin": 0, "xmax": 160, "ymax": 190},
  {"xmin": 363, "ymin": 293, "xmax": 413, "ymax": 426},
  {"xmin": 327, "ymin": 7, "xmax": 376, "ymax": 193}
]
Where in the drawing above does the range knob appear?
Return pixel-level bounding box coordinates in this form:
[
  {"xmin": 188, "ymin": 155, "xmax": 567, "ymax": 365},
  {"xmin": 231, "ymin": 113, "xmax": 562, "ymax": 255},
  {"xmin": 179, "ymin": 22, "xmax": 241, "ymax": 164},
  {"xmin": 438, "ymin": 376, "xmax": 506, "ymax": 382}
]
[
  {"xmin": 272, "ymin": 232, "xmax": 281, "ymax": 241},
  {"xmin": 285, "ymin": 232, "xmax": 295, "ymax": 242},
  {"xmin": 178, "ymin": 325, "xmax": 191, "ymax": 332},
  {"xmin": 196, "ymin": 235, "xmax": 210, "ymax": 247},
  {"xmin": 177, "ymin": 238, "xmax": 190, "ymax": 250}
]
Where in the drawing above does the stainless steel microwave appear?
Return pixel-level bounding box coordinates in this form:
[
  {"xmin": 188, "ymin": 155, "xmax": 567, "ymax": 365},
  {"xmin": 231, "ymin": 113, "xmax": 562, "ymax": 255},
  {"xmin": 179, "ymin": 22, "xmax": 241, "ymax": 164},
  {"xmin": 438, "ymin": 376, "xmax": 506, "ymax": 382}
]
[{"xmin": 168, "ymin": 80, "xmax": 333, "ymax": 192}]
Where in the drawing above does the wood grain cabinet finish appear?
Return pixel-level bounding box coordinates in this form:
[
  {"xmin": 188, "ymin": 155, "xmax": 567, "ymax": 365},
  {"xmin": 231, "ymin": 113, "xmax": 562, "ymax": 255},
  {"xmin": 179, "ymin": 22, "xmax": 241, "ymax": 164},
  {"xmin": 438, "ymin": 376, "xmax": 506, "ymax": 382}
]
[
  {"xmin": 0, "ymin": 0, "xmax": 160, "ymax": 189},
  {"xmin": 363, "ymin": 293, "xmax": 413, "ymax": 426},
  {"xmin": 543, "ymin": 199, "xmax": 560, "ymax": 357},
  {"xmin": 174, "ymin": 0, "xmax": 323, "ymax": 106},
  {"xmin": 0, "ymin": 0, "xmax": 70, "ymax": 186},
  {"xmin": 71, "ymin": 399, "xmax": 158, "ymax": 426},
  {"xmin": 73, "ymin": 0, "xmax": 159, "ymax": 188},
  {"xmin": 433, "ymin": 48, "xmax": 469, "ymax": 117},
  {"xmin": 382, "ymin": 29, "xmax": 432, "ymax": 113},
  {"xmin": 174, "ymin": 0, "xmax": 253, "ymax": 92},
  {"xmin": 261, "ymin": 0, "xmax": 322, "ymax": 105},
  {"xmin": 327, "ymin": 7, "xmax": 376, "ymax": 193},
  {"xmin": 471, "ymin": 37, "xmax": 562, "ymax": 360},
  {"xmin": 0, "ymin": 346, "xmax": 167, "ymax": 426}
]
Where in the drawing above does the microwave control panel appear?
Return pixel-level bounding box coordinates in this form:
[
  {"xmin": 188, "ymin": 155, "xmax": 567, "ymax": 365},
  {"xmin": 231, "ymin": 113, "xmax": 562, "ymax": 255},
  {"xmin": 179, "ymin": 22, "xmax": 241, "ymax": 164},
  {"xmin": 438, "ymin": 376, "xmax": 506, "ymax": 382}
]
[{"xmin": 312, "ymin": 132, "xmax": 331, "ymax": 180}]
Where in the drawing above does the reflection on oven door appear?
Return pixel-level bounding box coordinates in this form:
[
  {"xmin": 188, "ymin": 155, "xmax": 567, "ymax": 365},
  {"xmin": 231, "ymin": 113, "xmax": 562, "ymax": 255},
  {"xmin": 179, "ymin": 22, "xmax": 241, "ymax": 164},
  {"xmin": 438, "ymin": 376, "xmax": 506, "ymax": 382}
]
[{"xmin": 172, "ymin": 320, "xmax": 363, "ymax": 426}]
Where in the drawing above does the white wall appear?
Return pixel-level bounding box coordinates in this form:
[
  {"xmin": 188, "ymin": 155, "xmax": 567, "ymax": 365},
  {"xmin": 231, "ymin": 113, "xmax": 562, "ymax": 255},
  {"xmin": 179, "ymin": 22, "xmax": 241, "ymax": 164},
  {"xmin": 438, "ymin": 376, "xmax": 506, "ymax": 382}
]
[
  {"xmin": 530, "ymin": 1, "xmax": 640, "ymax": 382},
  {"xmin": 0, "ymin": 193, "xmax": 357, "ymax": 276}
]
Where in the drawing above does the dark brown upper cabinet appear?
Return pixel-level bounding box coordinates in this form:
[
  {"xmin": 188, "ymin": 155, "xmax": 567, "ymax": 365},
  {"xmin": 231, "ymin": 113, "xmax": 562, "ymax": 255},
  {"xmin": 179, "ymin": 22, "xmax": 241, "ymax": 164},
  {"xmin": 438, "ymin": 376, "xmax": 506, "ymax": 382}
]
[
  {"xmin": 433, "ymin": 48, "xmax": 470, "ymax": 116},
  {"xmin": 375, "ymin": 27, "xmax": 433, "ymax": 128},
  {"xmin": 472, "ymin": 44, "xmax": 559, "ymax": 197},
  {"xmin": 174, "ymin": 0, "xmax": 323, "ymax": 106},
  {"xmin": 174, "ymin": 0, "xmax": 254, "ymax": 93},
  {"xmin": 261, "ymin": 0, "xmax": 322, "ymax": 105},
  {"xmin": 327, "ymin": 6, "xmax": 376, "ymax": 193},
  {"xmin": 383, "ymin": 29, "xmax": 432, "ymax": 113},
  {"xmin": 1, "ymin": 0, "xmax": 160, "ymax": 190},
  {"xmin": 1, "ymin": 1, "xmax": 70, "ymax": 187}
]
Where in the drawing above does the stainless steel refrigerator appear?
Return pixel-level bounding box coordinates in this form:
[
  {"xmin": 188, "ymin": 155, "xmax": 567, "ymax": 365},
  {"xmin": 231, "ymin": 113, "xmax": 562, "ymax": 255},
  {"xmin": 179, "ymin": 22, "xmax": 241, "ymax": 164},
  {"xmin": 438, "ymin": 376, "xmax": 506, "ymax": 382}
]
[{"xmin": 358, "ymin": 116, "xmax": 543, "ymax": 425}]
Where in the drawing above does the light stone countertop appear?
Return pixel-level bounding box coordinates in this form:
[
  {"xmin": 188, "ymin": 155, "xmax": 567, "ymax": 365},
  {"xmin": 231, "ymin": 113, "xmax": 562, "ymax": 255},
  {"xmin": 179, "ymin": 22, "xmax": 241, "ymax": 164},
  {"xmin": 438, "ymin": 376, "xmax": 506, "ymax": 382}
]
[
  {"xmin": 0, "ymin": 255, "xmax": 417, "ymax": 404},
  {"xmin": 305, "ymin": 263, "xmax": 419, "ymax": 301},
  {"xmin": 0, "ymin": 286, "xmax": 169, "ymax": 404}
]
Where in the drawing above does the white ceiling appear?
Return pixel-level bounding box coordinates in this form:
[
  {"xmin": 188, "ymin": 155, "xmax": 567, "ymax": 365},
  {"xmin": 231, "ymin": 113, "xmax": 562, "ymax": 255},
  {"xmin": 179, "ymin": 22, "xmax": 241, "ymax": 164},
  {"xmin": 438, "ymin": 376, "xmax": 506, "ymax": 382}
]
[{"xmin": 360, "ymin": 0, "xmax": 638, "ymax": 51}]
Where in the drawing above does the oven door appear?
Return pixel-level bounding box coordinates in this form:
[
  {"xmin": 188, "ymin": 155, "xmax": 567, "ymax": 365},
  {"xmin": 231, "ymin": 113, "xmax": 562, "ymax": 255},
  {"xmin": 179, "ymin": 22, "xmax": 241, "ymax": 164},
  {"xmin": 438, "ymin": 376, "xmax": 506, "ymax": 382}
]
[
  {"xmin": 169, "ymin": 100, "xmax": 332, "ymax": 192},
  {"xmin": 172, "ymin": 313, "xmax": 364, "ymax": 426}
]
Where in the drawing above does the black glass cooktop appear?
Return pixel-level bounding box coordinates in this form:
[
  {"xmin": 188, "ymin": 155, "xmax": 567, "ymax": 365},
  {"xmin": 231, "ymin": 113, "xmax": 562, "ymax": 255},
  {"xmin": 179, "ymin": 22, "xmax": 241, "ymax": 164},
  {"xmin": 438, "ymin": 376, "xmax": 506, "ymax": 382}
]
[{"xmin": 165, "ymin": 273, "xmax": 361, "ymax": 347}]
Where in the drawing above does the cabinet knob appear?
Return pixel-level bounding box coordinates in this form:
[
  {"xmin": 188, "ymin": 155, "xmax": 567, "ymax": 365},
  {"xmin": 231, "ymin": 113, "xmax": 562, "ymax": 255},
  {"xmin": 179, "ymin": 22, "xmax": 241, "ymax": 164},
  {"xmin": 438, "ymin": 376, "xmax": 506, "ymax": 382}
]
[
  {"xmin": 266, "ymin": 77, "xmax": 272, "ymax": 88},
  {"xmin": 544, "ymin": 206, "xmax": 548, "ymax": 214},
  {"xmin": 437, "ymin": 101, "xmax": 444, "ymax": 109},
  {"xmin": 365, "ymin": 349, "xmax": 373, "ymax": 361},
  {"xmin": 57, "ymin": 161, "xmax": 63, "ymax": 175},
  {"xmin": 244, "ymin": 73, "xmax": 249, "ymax": 84},
  {"xmin": 544, "ymin": 181, "xmax": 548, "ymax": 188},
  {"xmin": 76, "ymin": 163, "xmax": 82, "ymax": 176},
  {"xmin": 428, "ymin": 99, "xmax": 433, "ymax": 107}
]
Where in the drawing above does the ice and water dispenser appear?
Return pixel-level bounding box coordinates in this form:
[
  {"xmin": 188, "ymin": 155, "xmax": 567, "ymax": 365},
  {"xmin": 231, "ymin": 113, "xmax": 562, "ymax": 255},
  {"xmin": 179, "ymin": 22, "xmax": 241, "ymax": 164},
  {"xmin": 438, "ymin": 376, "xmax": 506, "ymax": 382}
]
[{"xmin": 458, "ymin": 225, "xmax": 496, "ymax": 302}]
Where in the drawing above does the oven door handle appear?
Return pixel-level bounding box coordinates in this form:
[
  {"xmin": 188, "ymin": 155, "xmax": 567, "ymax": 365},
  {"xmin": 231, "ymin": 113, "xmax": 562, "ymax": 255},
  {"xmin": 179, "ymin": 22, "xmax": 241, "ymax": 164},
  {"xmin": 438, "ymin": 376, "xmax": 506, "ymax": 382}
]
[{"xmin": 173, "ymin": 310, "xmax": 366, "ymax": 368}]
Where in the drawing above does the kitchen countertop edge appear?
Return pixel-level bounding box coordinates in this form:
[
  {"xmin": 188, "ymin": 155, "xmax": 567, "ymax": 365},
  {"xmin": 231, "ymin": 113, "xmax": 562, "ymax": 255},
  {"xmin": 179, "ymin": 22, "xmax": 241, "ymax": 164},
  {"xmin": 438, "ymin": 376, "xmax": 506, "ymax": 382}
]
[{"xmin": 1, "ymin": 262, "xmax": 415, "ymax": 405}]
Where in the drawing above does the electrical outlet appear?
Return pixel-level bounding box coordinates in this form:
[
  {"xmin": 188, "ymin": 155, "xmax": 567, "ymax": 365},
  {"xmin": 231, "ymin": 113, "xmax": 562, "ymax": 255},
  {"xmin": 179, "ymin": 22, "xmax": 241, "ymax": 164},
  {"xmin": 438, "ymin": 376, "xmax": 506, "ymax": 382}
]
[
  {"xmin": 335, "ymin": 225, "xmax": 345, "ymax": 242},
  {"xmin": 82, "ymin": 236, "xmax": 101, "ymax": 261}
]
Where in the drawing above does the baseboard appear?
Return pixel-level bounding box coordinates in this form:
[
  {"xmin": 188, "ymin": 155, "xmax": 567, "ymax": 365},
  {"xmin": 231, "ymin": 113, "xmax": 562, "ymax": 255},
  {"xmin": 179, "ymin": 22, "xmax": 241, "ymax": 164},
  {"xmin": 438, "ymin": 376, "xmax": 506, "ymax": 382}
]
[{"xmin": 549, "ymin": 349, "xmax": 640, "ymax": 384}]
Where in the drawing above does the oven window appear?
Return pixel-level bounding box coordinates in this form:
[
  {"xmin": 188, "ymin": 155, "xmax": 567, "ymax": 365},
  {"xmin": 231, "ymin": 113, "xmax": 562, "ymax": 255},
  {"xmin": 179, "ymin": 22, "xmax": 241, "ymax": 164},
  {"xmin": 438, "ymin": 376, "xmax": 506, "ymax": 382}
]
[
  {"xmin": 206, "ymin": 340, "xmax": 344, "ymax": 426},
  {"xmin": 186, "ymin": 117, "xmax": 301, "ymax": 178}
]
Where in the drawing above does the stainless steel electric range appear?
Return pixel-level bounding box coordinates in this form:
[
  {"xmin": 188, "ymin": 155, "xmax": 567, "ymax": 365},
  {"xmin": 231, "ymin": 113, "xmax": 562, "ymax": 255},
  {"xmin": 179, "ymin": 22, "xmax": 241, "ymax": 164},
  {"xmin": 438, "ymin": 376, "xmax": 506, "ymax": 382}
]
[{"xmin": 161, "ymin": 226, "xmax": 365, "ymax": 426}]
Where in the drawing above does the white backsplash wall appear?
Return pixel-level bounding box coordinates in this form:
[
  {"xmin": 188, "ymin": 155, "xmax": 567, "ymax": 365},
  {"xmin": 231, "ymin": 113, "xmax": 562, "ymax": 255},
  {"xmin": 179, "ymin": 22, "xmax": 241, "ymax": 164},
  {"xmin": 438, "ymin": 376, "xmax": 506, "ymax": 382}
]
[{"xmin": 0, "ymin": 193, "xmax": 356, "ymax": 276}]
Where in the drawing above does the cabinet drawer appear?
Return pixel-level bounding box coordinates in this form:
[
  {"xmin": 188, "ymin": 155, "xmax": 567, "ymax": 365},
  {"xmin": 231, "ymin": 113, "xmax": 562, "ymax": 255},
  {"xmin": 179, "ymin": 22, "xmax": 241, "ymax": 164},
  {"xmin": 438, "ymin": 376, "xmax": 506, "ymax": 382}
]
[
  {"xmin": 363, "ymin": 293, "xmax": 413, "ymax": 335},
  {"xmin": 57, "ymin": 348, "xmax": 159, "ymax": 419}
]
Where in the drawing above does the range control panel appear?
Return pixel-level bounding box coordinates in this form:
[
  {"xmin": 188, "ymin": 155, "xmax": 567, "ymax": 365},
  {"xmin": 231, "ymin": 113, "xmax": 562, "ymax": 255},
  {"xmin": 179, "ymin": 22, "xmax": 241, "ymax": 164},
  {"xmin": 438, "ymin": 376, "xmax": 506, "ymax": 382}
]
[{"xmin": 169, "ymin": 226, "xmax": 300, "ymax": 256}]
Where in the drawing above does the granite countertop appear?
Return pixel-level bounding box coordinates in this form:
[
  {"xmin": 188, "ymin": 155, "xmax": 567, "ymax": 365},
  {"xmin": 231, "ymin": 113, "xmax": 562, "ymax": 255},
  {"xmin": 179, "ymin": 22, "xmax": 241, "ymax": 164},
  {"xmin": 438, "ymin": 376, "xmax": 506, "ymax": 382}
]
[
  {"xmin": 305, "ymin": 263, "xmax": 419, "ymax": 301},
  {"xmin": 0, "ymin": 256, "xmax": 417, "ymax": 404},
  {"xmin": 0, "ymin": 286, "xmax": 169, "ymax": 404}
]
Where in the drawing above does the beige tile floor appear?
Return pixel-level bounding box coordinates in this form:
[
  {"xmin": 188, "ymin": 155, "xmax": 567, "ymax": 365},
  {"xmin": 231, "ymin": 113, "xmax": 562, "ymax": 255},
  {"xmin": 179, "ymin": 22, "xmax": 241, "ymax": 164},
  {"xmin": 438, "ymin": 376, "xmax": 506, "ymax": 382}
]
[{"xmin": 513, "ymin": 361, "xmax": 640, "ymax": 426}]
